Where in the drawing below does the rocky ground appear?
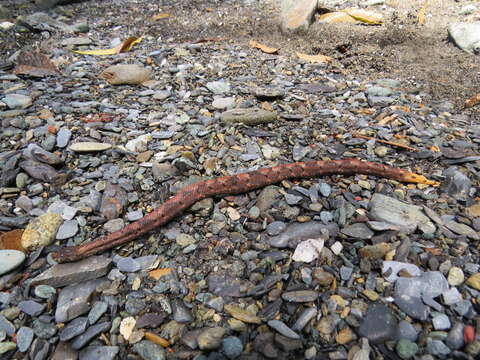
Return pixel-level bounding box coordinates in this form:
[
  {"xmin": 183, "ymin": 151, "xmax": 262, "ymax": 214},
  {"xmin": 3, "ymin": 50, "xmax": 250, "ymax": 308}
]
[{"xmin": 0, "ymin": 0, "xmax": 480, "ymax": 359}]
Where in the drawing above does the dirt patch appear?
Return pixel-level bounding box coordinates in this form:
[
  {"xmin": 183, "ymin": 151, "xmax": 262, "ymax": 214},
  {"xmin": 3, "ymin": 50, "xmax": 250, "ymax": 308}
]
[{"xmin": 2, "ymin": 0, "xmax": 479, "ymax": 113}]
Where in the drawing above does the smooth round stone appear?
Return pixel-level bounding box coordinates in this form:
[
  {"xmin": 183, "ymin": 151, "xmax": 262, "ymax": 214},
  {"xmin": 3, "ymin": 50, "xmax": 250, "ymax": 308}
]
[
  {"xmin": 212, "ymin": 97, "xmax": 235, "ymax": 109},
  {"xmin": 447, "ymin": 267, "xmax": 464, "ymax": 286},
  {"xmin": 69, "ymin": 142, "xmax": 112, "ymax": 152},
  {"xmin": 34, "ymin": 285, "xmax": 56, "ymax": 299},
  {"xmin": 56, "ymin": 128, "xmax": 72, "ymax": 148},
  {"xmin": 396, "ymin": 339, "xmax": 418, "ymax": 359},
  {"xmin": 0, "ymin": 250, "xmax": 26, "ymax": 275},
  {"xmin": 222, "ymin": 336, "xmax": 243, "ymax": 359},
  {"xmin": 116, "ymin": 257, "xmax": 140, "ymax": 273}
]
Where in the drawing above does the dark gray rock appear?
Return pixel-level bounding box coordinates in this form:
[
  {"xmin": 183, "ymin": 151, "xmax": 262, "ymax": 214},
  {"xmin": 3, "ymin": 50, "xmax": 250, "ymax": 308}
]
[
  {"xmin": 32, "ymin": 256, "xmax": 111, "ymax": 288},
  {"xmin": 358, "ymin": 303, "xmax": 398, "ymax": 344},
  {"xmin": 59, "ymin": 317, "xmax": 88, "ymax": 341},
  {"xmin": 71, "ymin": 322, "xmax": 111, "ymax": 350},
  {"xmin": 79, "ymin": 346, "xmax": 119, "ymax": 360}
]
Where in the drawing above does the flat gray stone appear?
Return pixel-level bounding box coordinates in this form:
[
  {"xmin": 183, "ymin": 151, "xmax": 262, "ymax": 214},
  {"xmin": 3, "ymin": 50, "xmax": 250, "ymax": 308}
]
[
  {"xmin": 0, "ymin": 250, "xmax": 26, "ymax": 275},
  {"xmin": 55, "ymin": 279, "xmax": 104, "ymax": 323},
  {"xmin": 79, "ymin": 346, "xmax": 119, "ymax": 360},
  {"xmin": 32, "ymin": 256, "xmax": 111, "ymax": 288},
  {"xmin": 369, "ymin": 194, "xmax": 435, "ymax": 234},
  {"xmin": 2, "ymin": 94, "xmax": 32, "ymax": 109},
  {"xmin": 341, "ymin": 223, "xmax": 374, "ymax": 239},
  {"xmin": 270, "ymin": 221, "xmax": 338, "ymax": 248},
  {"xmin": 358, "ymin": 303, "xmax": 398, "ymax": 344},
  {"xmin": 71, "ymin": 322, "xmax": 111, "ymax": 350},
  {"xmin": 17, "ymin": 326, "xmax": 34, "ymax": 352}
]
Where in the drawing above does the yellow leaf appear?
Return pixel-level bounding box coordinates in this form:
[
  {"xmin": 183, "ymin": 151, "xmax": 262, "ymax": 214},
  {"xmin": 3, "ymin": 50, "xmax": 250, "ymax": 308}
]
[
  {"xmin": 343, "ymin": 9, "xmax": 383, "ymax": 24},
  {"xmin": 249, "ymin": 40, "xmax": 279, "ymax": 54},
  {"xmin": 152, "ymin": 13, "xmax": 170, "ymax": 20},
  {"xmin": 296, "ymin": 52, "xmax": 333, "ymax": 64},
  {"xmin": 149, "ymin": 267, "xmax": 173, "ymax": 280},
  {"xmin": 73, "ymin": 36, "xmax": 143, "ymax": 56},
  {"xmin": 145, "ymin": 332, "xmax": 170, "ymax": 347},
  {"xmin": 318, "ymin": 11, "xmax": 357, "ymax": 23},
  {"xmin": 418, "ymin": 0, "xmax": 428, "ymax": 25}
]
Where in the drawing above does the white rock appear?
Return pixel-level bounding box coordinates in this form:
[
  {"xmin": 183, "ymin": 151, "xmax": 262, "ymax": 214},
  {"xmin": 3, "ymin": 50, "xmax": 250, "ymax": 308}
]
[{"xmin": 292, "ymin": 238, "xmax": 324, "ymax": 263}]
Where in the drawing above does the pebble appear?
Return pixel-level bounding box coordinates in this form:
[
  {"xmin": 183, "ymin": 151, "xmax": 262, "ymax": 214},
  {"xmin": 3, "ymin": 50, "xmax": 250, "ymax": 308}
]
[
  {"xmin": 133, "ymin": 340, "xmax": 166, "ymax": 360},
  {"xmin": 56, "ymin": 219, "xmax": 79, "ymax": 240},
  {"xmin": 0, "ymin": 250, "xmax": 26, "ymax": 275},
  {"xmin": 358, "ymin": 303, "xmax": 398, "ymax": 344},
  {"xmin": 69, "ymin": 142, "xmax": 112, "ymax": 152},
  {"xmin": 222, "ymin": 336, "xmax": 243, "ymax": 359},
  {"xmin": 17, "ymin": 326, "xmax": 34, "ymax": 352},
  {"xmin": 396, "ymin": 339, "xmax": 418, "ymax": 359},
  {"xmin": 21, "ymin": 212, "xmax": 63, "ymax": 251},
  {"xmin": 18, "ymin": 300, "xmax": 45, "ymax": 316},
  {"xmin": 268, "ymin": 320, "xmax": 300, "ymax": 339},
  {"xmin": 71, "ymin": 321, "xmax": 111, "ymax": 350},
  {"xmin": 198, "ymin": 327, "xmax": 227, "ymax": 350},
  {"xmin": 2, "ymin": 94, "xmax": 32, "ymax": 109},
  {"xmin": 79, "ymin": 346, "xmax": 120, "ymax": 360}
]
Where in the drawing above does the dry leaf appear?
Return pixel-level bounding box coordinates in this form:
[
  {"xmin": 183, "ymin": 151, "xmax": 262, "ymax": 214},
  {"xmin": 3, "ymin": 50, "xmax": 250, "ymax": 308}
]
[
  {"xmin": 152, "ymin": 13, "xmax": 170, "ymax": 20},
  {"xmin": 318, "ymin": 9, "xmax": 383, "ymax": 25},
  {"xmin": 418, "ymin": 0, "xmax": 428, "ymax": 25},
  {"xmin": 465, "ymin": 93, "xmax": 480, "ymax": 108},
  {"xmin": 249, "ymin": 40, "xmax": 279, "ymax": 54},
  {"xmin": 296, "ymin": 52, "xmax": 333, "ymax": 64},
  {"xmin": 0, "ymin": 230, "xmax": 25, "ymax": 251},
  {"xmin": 149, "ymin": 267, "xmax": 173, "ymax": 280},
  {"xmin": 344, "ymin": 9, "xmax": 383, "ymax": 25},
  {"xmin": 318, "ymin": 12, "xmax": 358, "ymax": 23},
  {"xmin": 73, "ymin": 36, "xmax": 142, "ymax": 56},
  {"xmin": 145, "ymin": 332, "xmax": 170, "ymax": 347},
  {"xmin": 13, "ymin": 51, "xmax": 60, "ymax": 77}
]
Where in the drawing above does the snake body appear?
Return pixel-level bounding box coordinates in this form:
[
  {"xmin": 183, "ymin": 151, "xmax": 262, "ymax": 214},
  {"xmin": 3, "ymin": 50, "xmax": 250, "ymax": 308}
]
[{"xmin": 52, "ymin": 159, "xmax": 437, "ymax": 263}]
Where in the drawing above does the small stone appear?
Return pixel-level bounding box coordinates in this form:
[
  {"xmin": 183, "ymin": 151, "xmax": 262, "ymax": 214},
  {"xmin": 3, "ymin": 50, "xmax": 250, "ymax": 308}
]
[
  {"xmin": 0, "ymin": 341, "xmax": 16, "ymax": 354},
  {"xmin": 447, "ymin": 267, "xmax": 464, "ymax": 286},
  {"xmin": 120, "ymin": 317, "xmax": 136, "ymax": 341},
  {"xmin": 281, "ymin": 0, "xmax": 318, "ymax": 33},
  {"xmin": 341, "ymin": 223, "xmax": 374, "ymax": 239},
  {"xmin": 176, "ymin": 233, "xmax": 196, "ymax": 247},
  {"xmin": 292, "ymin": 238, "xmax": 324, "ymax": 263},
  {"xmin": 2, "ymin": 94, "xmax": 32, "ymax": 109},
  {"xmin": 426, "ymin": 338, "xmax": 451, "ymax": 357},
  {"xmin": 336, "ymin": 327, "xmax": 355, "ymax": 344},
  {"xmin": 212, "ymin": 97, "xmax": 235, "ymax": 109},
  {"xmin": 221, "ymin": 108, "xmax": 277, "ymax": 125},
  {"xmin": 369, "ymin": 194, "xmax": 435, "ymax": 234},
  {"xmin": 55, "ymin": 279, "xmax": 104, "ymax": 323},
  {"xmin": 0, "ymin": 315, "xmax": 15, "ymax": 336},
  {"xmin": 222, "ymin": 336, "xmax": 243, "ymax": 359},
  {"xmin": 100, "ymin": 64, "xmax": 151, "ymax": 85},
  {"xmin": 359, "ymin": 243, "xmax": 391, "ymax": 259},
  {"xmin": 56, "ymin": 220, "xmax": 79, "ymax": 240},
  {"xmin": 198, "ymin": 327, "xmax": 226, "ymax": 350},
  {"xmin": 32, "ymin": 318, "xmax": 57, "ymax": 339},
  {"xmin": 282, "ymin": 290, "xmax": 319, "ymax": 303},
  {"xmin": 0, "ymin": 250, "xmax": 26, "ymax": 275},
  {"xmin": 446, "ymin": 323, "xmax": 464, "ymax": 350},
  {"xmin": 268, "ymin": 320, "xmax": 300, "ymax": 339},
  {"xmin": 56, "ymin": 128, "xmax": 72, "ymax": 148},
  {"xmin": 71, "ymin": 322, "xmax": 111, "ymax": 350},
  {"xmin": 88, "ymin": 301, "xmax": 108, "ymax": 325},
  {"xmin": 103, "ymin": 218, "xmax": 125, "ymax": 232},
  {"xmin": 17, "ymin": 326, "xmax": 34, "ymax": 352},
  {"xmin": 374, "ymin": 146, "xmax": 389, "ymax": 157},
  {"xmin": 397, "ymin": 320, "xmax": 418, "ymax": 342},
  {"xmin": 79, "ymin": 346, "xmax": 120, "ymax": 360},
  {"xmin": 206, "ymin": 81, "xmax": 230, "ymax": 94},
  {"xmin": 32, "ymin": 256, "xmax": 111, "ymax": 288},
  {"xmin": 21, "ymin": 212, "xmax": 63, "ymax": 251},
  {"xmin": 69, "ymin": 142, "xmax": 112, "ymax": 152},
  {"xmin": 133, "ymin": 340, "xmax": 166, "ymax": 360},
  {"xmin": 362, "ymin": 289, "xmax": 379, "ymax": 301},
  {"xmin": 312, "ymin": 268, "xmax": 334, "ymax": 286},
  {"xmin": 432, "ymin": 313, "xmax": 451, "ymax": 330},
  {"xmin": 59, "ymin": 317, "xmax": 88, "ymax": 341},
  {"xmin": 466, "ymin": 273, "xmax": 480, "ymax": 290},
  {"xmin": 358, "ymin": 303, "xmax": 398, "ymax": 344},
  {"xmin": 395, "ymin": 339, "xmax": 418, "ymax": 359},
  {"xmin": 224, "ymin": 304, "xmax": 261, "ymax": 324},
  {"xmin": 116, "ymin": 257, "xmax": 140, "ymax": 272},
  {"xmin": 18, "ymin": 300, "xmax": 45, "ymax": 316}
]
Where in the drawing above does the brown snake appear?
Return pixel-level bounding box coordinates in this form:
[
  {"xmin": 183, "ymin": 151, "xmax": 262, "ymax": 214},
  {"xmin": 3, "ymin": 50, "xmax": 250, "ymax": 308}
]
[{"xmin": 51, "ymin": 159, "xmax": 438, "ymax": 263}]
